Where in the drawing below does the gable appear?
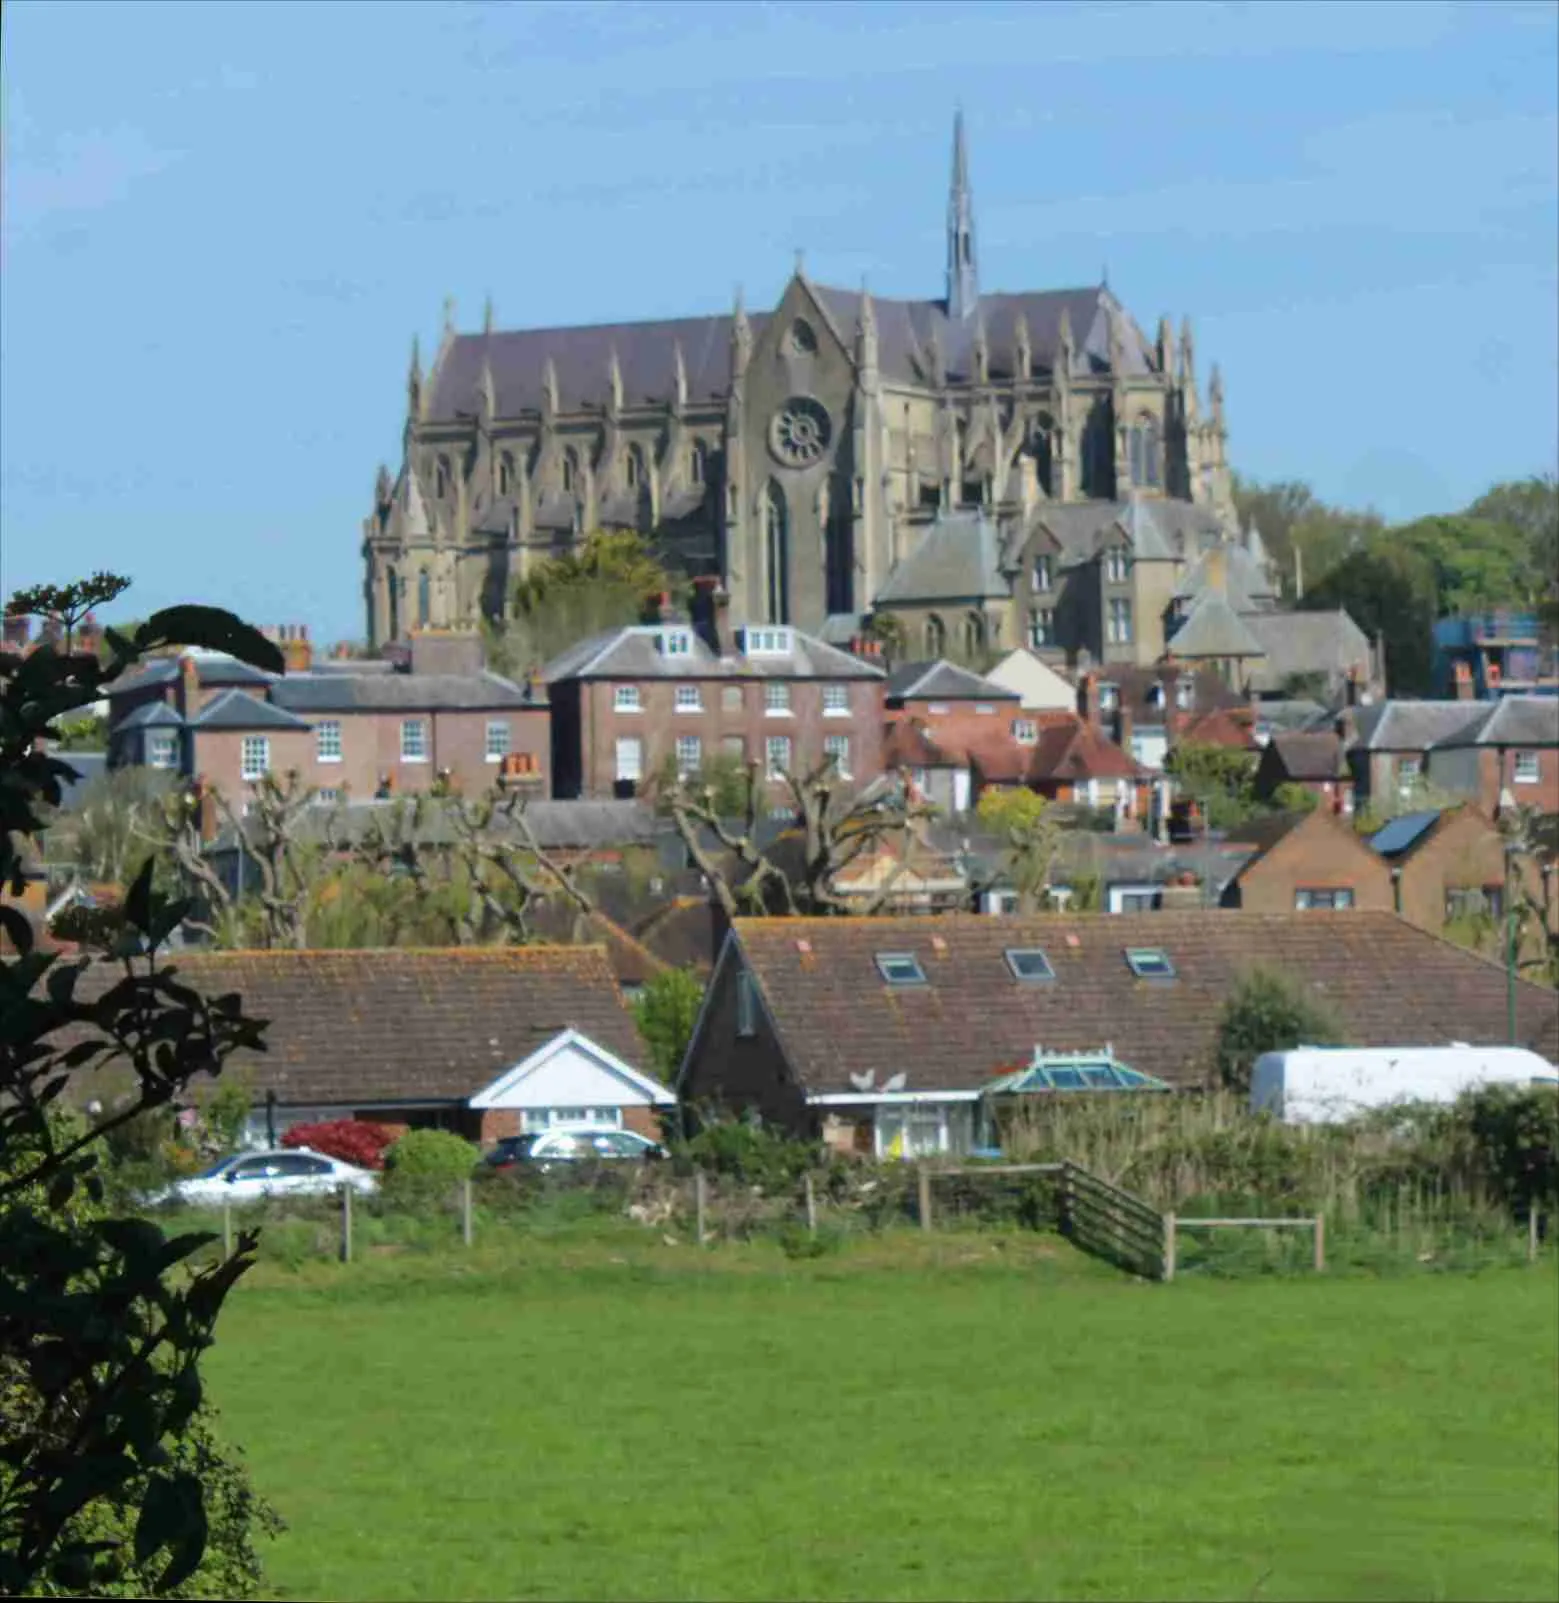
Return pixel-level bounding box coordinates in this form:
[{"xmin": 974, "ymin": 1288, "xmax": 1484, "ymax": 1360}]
[{"xmin": 470, "ymin": 1029, "xmax": 675, "ymax": 1110}]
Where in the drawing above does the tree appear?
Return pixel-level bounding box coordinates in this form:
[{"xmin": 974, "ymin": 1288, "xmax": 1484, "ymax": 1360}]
[
  {"xmin": 1463, "ymin": 475, "xmax": 1559, "ymax": 613},
  {"xmin": 648, "ymin": 751, "xmax": 751, "ymax": 816},
  {"xmin": 53, "ymin": 765, "xmax": 181, "ymax": 889},
  {"xmin": 1164, "ymin": 742, "xmax": 1262, "ymax": 831},
  {"xmin": 1, "ymin": 574, "xmax": 285, "ymax": 1594},
  {"xmin": 1390, "ymin": 514, "xmax": 1534, "ymax": 615},
  {"xmin": 632, "ymin": 968, "xmax": 704, "ymax": 1086},
  {"xmin": 1230, "ymin": 475, "xmax": 1383, "ymax": 602},
  {"xmin": 1215, "ymin": 967, "xmax": 1342, "ymax": 1094},
  {"xmin": 486, "ymin": 531, "xmax": 676, "ymax": 679},
  {"xmin": 664, "ymin": 760, "xmax": 931, "ymax": 918},
  {"xmin": 1303, "ymin": 541, "xmax": 1437, "ymax": 696},
  {"xmin": 975, "ymin": 788, "xmax": 1061, "ymax": 913}
]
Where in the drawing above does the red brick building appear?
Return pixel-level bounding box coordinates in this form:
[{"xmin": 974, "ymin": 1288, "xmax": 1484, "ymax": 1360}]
[
  {"xmin": 1221, "ymin": 809, "xmax": 1391, "ymax": 912},
  {"xmin": 105, "ymin": 629, "xmax": 549, "ymax": 804},
  {"xmin": 543, "ymin": 613, "xmax": 886, "ymax": 800}
]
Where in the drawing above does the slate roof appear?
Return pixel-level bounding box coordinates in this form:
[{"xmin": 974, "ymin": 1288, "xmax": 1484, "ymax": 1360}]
[
  {"xmin": 1165, "ymin": 592, "xmax": 1265, "ymax": 659},
  {"xmin": 113, "ymin": 701, "xmax": 185, "ymax": 731},
  {"xmin": 189, "ymin": 689, "xmax": 311, "ymax": 731},
  {"xmin": 108, "ymin": 654, "xmax": 275, "ymax": 698},
  {"xmin": 1253, "ymin": 700, "xmax": 1332, "ymax": 737},
  {"xmin": 725, "ymin": 912, "xmax": 1559, "ymax": 1094},
  {"xmin": 272, "ymin": 669, "xmax": 543, "ymax": 712},
  {"xmin": 62, "ymin": 947, "xmax": 643, "ymax": 1107},
  {"xmin": 1240, "ymin": 610, "xmax": 1373, "ymax": 694},
  {"xmin": 1352, "ymin": 701, "xmax": 1488, "ymax": 752},
  {"xmin": 1172, "ymin": 542, "xmax": 1277, "ymax": 611},
  {"xmin": 543, "ymin": 625, "xmax": 881, "ymax": 683},
  {"xmin": 1434, "ymin": 696, "xmax": 1559, "ymax": 750},
  {"xmin": 49, "ymin": 751, "xmax": 108, "ymax": 811},
  {"xmin": 1264, "ymin": 730, "xmax": 1345, "ymax": 781},
  {"xmin": 874, "ymin": 511, "xmax": 1010, "ymax": 604},
  {"xmin": 886, "ymin": 660, "xmax": 1018, "ymax": 703}
]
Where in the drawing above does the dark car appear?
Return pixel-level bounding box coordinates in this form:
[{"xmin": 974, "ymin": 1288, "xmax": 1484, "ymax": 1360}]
[{"xmin": 482, "ymin": 1127, "xmax": 667, "ymax": 1173}]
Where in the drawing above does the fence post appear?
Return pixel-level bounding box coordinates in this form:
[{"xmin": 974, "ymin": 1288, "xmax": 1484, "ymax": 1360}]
[
  {"xmin": 222, "ymin": 1203, "xmax": 232, "ymax": 1262},
  {"xmin": 340, "ymin": 1184, "xmax": 353, "ymax": 1265},
  {"xmin": 1162, "ymin": 1213, "xmax": 1177, "ymax": 1283},
  {"xmin": 1313, "ymin": 1212, "xmax": 1325, "ymax": 1273},
  {"xmin": 695, "ymin": 1170, "xmax": 708, "ymax": 1246},
  {"xmin": 918, "ymin": 1167, "xmax": 933, "ymax": 1233},
  {"xmin": 461, "ymin": 1179, "xmax": 473, "ymax": 1249},
  {"xmin": 1529, "ymin": 1206, "xmax": 1539, "ymax": 1264},
  {"xmin": 803, "ymin": 1172, "xmax": 817, "ymax": 1236}
]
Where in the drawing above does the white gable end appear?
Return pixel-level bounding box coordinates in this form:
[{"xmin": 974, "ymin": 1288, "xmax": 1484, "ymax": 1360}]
[{"xmin": 469, "ymin": 1028, "xmax": 676, "ymax": 1110}]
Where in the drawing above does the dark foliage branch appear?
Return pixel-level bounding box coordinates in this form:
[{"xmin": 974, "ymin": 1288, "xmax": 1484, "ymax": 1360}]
[{"xmin": 1, "ymin": 577, "xmax": 283, "ymax": 1595}]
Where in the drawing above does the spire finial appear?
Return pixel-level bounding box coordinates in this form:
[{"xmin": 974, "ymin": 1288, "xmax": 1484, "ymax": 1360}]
[
  {"xmin": 483, "ymin": 294, "xmax": 494, "ymax": 336},
  {"xmin": 946, "ymin": 108, "xmax": 979, "ymax": 320},
  {"xmin": 443, "ymin": 295, "xmax": 456, "ymax": 335}
]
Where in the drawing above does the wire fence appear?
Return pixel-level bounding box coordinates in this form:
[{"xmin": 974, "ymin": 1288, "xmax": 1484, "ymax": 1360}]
[{"xmin": 156, "ymin": 1160, "xmax": 1556, "ymax": 1282}]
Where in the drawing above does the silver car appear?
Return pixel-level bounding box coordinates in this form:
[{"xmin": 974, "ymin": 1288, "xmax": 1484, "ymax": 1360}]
[{"xmin": 158, "ymin": 1147, "xmax": 379, "ymax": 1207}]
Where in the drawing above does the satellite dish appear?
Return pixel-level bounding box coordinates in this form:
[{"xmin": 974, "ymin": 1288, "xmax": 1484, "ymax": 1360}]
[{"xmin": 882, "ymin": 1072, "xmax": 907, "ymax": 1093}]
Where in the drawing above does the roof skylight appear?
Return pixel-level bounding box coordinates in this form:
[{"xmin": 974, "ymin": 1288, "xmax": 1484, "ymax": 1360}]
[
  {"xmin": 1124, "ymin": 947, "xmax": 1176, "ymax": 980},
  {"xmin": 875, "ymin": 952, "xmax": 927, "ymax": 986},
  {"xmin": 1004, "ymin": 948, "xmax": 1055, "ymax": 982}
]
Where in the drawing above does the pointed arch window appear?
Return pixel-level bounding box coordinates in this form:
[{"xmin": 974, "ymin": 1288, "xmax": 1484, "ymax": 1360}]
[
  {"xmin": 925, "ymin": 614, "xmax": 946, "ymax": 659},
  {"xmin": 689, "ymin": 439, "xmax": 706, "ymax": 486},
  {"xmin": 763, "ymin": 481, "xmax": 790, "ymax": 625},
  {"xmin": 825, "ymin": 511, "xmax": 853, "ymax": 617},
  {"xmin": 436, "ymin": 457, "xmax": 450, "ymax": 498},
  {"xmin": 964, "ymin": 613, "xmax": 984, "ymax": 659},
  {"xmin": 498, "ymin": 455, "xmax": 512, "ymax": 496},
  {"xmin": 1129, "ymin": 415, "xmax": 1161, "ymax": 489},
  {"xmin": 626, "ymin": 443, "xmax": 645, "ymax": 490},
  {"xmin": 417, "ymin": 569, "xmax": 432, "ymax": 628},
  {"xmin": 562, "ymin": 448, "xmax": 578, "ymax": 494}
]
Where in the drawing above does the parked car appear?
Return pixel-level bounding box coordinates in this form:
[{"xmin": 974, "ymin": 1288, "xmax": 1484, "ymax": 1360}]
[
  {"xmin": 155, "ymin": 1148, "xmax": 380, "ymax": 1207},
  {"xmin": 481, "ymin": 1127, "xmax": 666, "ymax": 1174}
]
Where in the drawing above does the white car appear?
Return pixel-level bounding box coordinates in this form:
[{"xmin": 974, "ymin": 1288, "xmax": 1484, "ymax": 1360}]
[{"xmin": 158, "ymin": 1147, "xmax": 379, "ymax": 1207}]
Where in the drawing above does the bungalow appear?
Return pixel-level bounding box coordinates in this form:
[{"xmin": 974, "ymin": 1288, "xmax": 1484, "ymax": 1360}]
[
  {"xmin": 678, "ymin": 912, "xmax": 1559, "ymax": 1158},
  {"xmin": 65, "ymin": 946, "xmax": 672, "ymax": 1147}
]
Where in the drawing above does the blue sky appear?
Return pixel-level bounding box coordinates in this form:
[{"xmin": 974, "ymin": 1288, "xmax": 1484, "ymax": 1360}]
[{"xmin": 2, "ymin": 0, "xmax": 1556, "ymax": 643}]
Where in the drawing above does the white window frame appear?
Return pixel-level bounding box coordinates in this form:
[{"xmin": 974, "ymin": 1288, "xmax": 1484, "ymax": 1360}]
[
  {"xmin": 520, "ymin": 1106, "xmax": 624, "ymax": 1134},
  {"xmin": 240, "ymin": 735, "xmax": 270, "ymax": 782},
  {"xmin": 1029, "ymin": 608, "xmax": 1055, "ymax": 649},
  {"xmin": 1013, "ymin": 719, "xmax": 1038, "ymax": 745},
  {"xmin": 744, "ymin": 627, "xmax": 794, "ymax": 657},
  {"xmin": 823, "ymin": 733, "xmax": 851, "ymax": 778},
  {"xmin": 315, "ymin": 719, "xmax": 342, "ymax": 763},
  {"xmin": 675, "ymin": 734, "xmax": 702, "ymax": 776},
  {"xmin": 1513, "ymin": 751, "xmax": 1540, "ymax": 784},
  {"xmin": 1295, "ymin": 887, "xmax": 1355, "ymax": 911},
  {"xmin": 147, "ymin": 731, "xmax": 179, "ymax": 770},
  {"xmin": 765, "ymin": 682, "xmax": 792, "ymax": 717},
  {"xmin": 1033, "ymin": 555, "xmax": 1052, "ymax": 592},
  {"xmin": 675, "ymin": 685, "xmax": 703, "ymax": 714},
  {"xmin": 400, "ymin": 718, "xmax": 428, "ymax": 763},
  {"xmin": 484, "ymin": 719, "xmax": 510, "ymax": 762},
  {"xmin": 823, "ymin": 684, "xmax": 850, "ymax": 718},
  {"xmin": 1106, "ymin": 549, "xmax": 1129, "ymax": 584},
  {"xmin": 658, "ymin": 629, "xmax": 694, "ymax": 658},
  {"xmin": 615, "ymin": 736, "xmax": 644, "ymax": 783},
  {"xmin": 766, "ymin": 734, "xmax": 792, "ymax": 778},
  {"xmin": 1176, "ymin": 676, "xmax": 1196, "ymax": 710},
  {"xmin": 614, "ymin": 685, "xmax": 642, "ymax": 713}
]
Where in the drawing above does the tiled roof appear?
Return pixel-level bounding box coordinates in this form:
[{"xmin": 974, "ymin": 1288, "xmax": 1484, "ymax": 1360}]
[
  {"xmin": 1265, "ymin": 730, "xmax": 1345, "ymax": 781},
  {"xmin": 1253, "ymin": 699, "xmax": 1332, "ymax": 736},
  {"xmin": 1176, "ymin": 707, "xmax": 1257, "ymax": 748},
  {"xmin": 885, "ymin": 660, "xmax": 1018, "ymax": 703},
  {"xmin": 1434, "ymin": 696, "xmax": 1559, "ymax": 750},
  {"xmin": 189, "ymin": 689, "xmax": 311, "ymax": 731},
  {"xmin": 1025, "ymin": 717, "xmax": 1143, "ymax": 783},
  {"xmin": 542, "ymin": 625, "xmax": 881, "ymax": 683},
  {"xmin": 874, "ymin": 512, "xmax": 1010, "ymax": 605},
  {"xmin": 728, "ymin": 911, "xmax": 1559, "ymax": 1094},
  {"xmin": 1353, "ymin": 700, "xmax": 1487, "ymax": 752},
  {"xmin": 108, "ymin": 654, "xmax": 275, "ymax": 698},
  {"xmin": 113, "ymin": 701, "xmax": 185, "ymax": 731},
  {"xmin": 1172, "ymin": 542, "xmax": 1276, "ymax": 610},
  {"xmin": 1100, "ymin": 664, "xmax": 1244, "ymax": 729},
  {"xmin": 63, "ymin": 947, "xmax": 642, "ymax": 1107},
  {"xmin": 272, "ymin": 669, "xmax": 544, "ymax": 713},
  {"xmin": 1240, "ymin": 610, "xmax": 1372, "ymax": 694},
  {"xmin": 1166, "ymin": 592, "xmax": 1265, "ymax": 660}
]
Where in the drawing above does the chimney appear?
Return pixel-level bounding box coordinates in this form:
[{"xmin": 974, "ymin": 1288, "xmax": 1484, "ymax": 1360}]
[
  {"xmin": 275, "ymin": 623, "xmax": 312, "ymax": 674},
  {"xmin": 1077, "ymin": 670, "xmax": 1099, "ymax": 730},
  {"xmin": 655, "ymin": 590, "xmax": 676, "ymax": 625},
  {"xmin": 409, "ymin": 628, "xmax": 483, "ymax": 678},
  {"xmin": 691, "ymin": 575, "xmax": 736, "ymax": 658},
  {"xmin": 1452, "ymin": 660, "xmax": 1474, "ymax": 702},
  {"xmin": 1, "ymin": 612, "xmax": 28, "ymax": 651},
  {"xmin": 1116, "ymin": 701, "xmax": 1133, "ymax": 756},
  {"xmin": 178, "ymin": 654, "xmax": 200, "ymax": 718}
]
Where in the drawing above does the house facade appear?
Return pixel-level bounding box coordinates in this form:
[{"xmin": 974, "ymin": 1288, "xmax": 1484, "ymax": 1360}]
[
  {"xmin": 678, "ymin": 912, "xmax": 1559, "ymax": 1159},
  {"xmin": 1220, "ymin": 809, "xmax": 1391, "ymax": 913},
  {"xmin": 543, "ymin": 611, "xmax": 885, "ymax": 800},
  {"xmin": 106, "ymin": 631, "xmax": 550, "ymax": 804}
]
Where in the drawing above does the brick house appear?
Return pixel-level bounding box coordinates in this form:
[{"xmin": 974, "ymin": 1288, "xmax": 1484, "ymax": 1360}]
[
  {"xmin": 105, "ymin": 630, "xmax": 549, "ymax": 804},
  {"xmin": 66, "ymin": 946, "xmax": 668, "ymax": 1146},
  {"xmin": 1367, "ymin": 804, "xmax": 1559, "ymax": 956},
  {"xmin": 678, "ymin": 912, "xmax": 1559, "ymax": 1158},
  {"xmin": 1220, "ymin": 809, "xmax": 1391, "ymax": 912},
  {"xmin": 543, "ymin": 613, "xmax": 885, "ymax": 800}
]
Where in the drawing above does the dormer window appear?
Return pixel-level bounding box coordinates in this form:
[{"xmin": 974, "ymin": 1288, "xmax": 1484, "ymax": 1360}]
[
  {"xmin": 1013, "ymin": 718, "xmax": 1038, "ymax": 745},
  {"xmin": 743, "ymin": 627, "xmax": 794, "ymax": 657},
  {"xmin": 1106, "ymin": 549, "xmax": 1129, "ymax": 584},
  {"xmin": 657, "ymin": 628, "xmax": 694, "ymax": 658}
]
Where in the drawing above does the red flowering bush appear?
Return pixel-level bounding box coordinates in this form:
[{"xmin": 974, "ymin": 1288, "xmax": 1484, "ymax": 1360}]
[{"xmin": 281, "ymin": 1118, "xmax": 396, "ymax": 1171}]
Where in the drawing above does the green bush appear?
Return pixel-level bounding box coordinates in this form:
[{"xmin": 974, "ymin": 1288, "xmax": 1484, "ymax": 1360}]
[
  {"xmin": 1456, "ymin": 1083, "xmax": 1558, "ymax": 1215},
  {"xmin": 381, "ymin": 1130, "xmax": 479, "ymax": 1203},
  {"xmin": 1215, "ymin": 967, "xmax": 1342, "ymax": 1094},
  {"xmin": 672, "ymin": 1121, "xmax": 824, "ymax": 1192}
]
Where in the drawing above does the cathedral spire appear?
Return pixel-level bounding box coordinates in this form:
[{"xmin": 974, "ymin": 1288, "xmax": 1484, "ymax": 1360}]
[
  {"xmin": 1013, "ymin": 311, "xmax": 1031, "ymax": 381},
  {"xmin": 731, "ymin": 286, "xmax": 752, "ymax": 379},
  {"xmin": 407, "ymin": 336, "xmax": 424, "ymax": 420},
  {"xmin": 946, "ymin": 108, "xmax": 978, "ymax": 321}
]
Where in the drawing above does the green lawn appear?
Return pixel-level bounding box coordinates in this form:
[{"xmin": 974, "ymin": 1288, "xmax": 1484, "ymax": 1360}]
[{"xmin": 205, "ymin": 1230, "xmax": 1559, "ymax": 1602}]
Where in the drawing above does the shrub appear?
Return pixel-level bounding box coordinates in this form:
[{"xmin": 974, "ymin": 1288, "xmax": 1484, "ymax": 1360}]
[
  {"xmin": 282, "ymin": 1118, "xmax": 395, "ymax": 1171},
  {"xmin": 672, "ymin": 1120, "xmax": 824, "ymax": 1192},
  {"xmin": 1215, "ymin": 966, "xmax": 1342, "ymax": 1094},
  {"xmin": 381, "ymin": 1129, "xmax": 479, "ymax": 1200},
  {"xmin": 1454, "ymin": 1083, "xmax": 1559, "ymax": 1215}
]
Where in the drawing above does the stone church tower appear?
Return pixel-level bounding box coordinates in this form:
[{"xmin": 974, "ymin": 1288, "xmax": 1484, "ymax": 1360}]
[{"xmin": 361, "ymin": 116, "xmax": 1240, "ymax": 661}]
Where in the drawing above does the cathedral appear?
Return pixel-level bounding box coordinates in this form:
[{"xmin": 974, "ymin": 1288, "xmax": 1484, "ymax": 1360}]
[{"xmin": 362, "ymin": 114, "xmax": 1281, "ymax": 677}]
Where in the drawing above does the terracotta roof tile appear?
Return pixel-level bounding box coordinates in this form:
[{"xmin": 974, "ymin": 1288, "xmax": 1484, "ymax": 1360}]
[{"xmin": 729, "ymin": 911, "xmax": 1559, "ymax": 1094}]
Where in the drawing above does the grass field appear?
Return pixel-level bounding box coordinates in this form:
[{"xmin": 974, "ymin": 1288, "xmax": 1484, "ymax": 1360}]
[{"xmin": 205, "ymin": 1228, "xmax": 1559, "ymax": 1603}]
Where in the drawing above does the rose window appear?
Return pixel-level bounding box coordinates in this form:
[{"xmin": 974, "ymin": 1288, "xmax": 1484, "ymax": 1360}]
[{"xmin": 770, "ymin": 397, "xmax": 832, "ymax": 468}]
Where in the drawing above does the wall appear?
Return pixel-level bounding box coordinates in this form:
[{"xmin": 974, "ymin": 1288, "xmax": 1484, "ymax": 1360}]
[
  {"xmin": 1398, "ymin": 807, "xmax": 1559, "ymax": 952},
  {"xmin": 1226, "ymin": 811, "xmax": 1392, "ymax": 913}
]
